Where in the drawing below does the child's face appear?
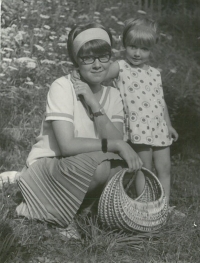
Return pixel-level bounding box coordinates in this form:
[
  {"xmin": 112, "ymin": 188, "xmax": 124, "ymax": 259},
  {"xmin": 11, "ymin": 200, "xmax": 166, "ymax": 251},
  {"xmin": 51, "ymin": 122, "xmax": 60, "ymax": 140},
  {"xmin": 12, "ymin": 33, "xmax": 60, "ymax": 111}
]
[{"xmin": 125, "ymin": 45, "xmax": 151, "ymax": 68}]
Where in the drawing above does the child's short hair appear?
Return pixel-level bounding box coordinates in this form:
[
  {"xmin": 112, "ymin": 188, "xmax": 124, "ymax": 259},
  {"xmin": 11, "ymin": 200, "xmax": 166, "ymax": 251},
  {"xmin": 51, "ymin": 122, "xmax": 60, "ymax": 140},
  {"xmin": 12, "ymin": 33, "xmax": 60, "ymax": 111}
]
[
  {"xmin": 67, "ymin": 23, "xmax": 112, "ymax": 67},
  {"xmin": 122, "ymin": 18, "xmax": 158, "ymax": 48}
]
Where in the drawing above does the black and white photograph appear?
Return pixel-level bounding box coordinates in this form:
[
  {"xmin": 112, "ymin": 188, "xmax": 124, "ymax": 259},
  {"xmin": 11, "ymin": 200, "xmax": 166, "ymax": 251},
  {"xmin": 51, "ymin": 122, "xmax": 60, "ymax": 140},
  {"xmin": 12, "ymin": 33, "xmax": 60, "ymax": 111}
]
[{"xmin": 0, "ymin": 0, "xmax": 200, "ymax": 262}]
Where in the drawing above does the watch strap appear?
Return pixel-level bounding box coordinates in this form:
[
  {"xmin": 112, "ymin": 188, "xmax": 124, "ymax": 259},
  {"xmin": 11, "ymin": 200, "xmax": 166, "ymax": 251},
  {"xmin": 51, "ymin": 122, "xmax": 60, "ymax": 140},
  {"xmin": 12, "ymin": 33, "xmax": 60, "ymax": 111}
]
[
  {"xmin": 93, "ymin": 107, "xmax": 105, "ymax": 117},
  {"xmin": 102, "ymin": 138, "xmax": 108, "ymax": 153}
]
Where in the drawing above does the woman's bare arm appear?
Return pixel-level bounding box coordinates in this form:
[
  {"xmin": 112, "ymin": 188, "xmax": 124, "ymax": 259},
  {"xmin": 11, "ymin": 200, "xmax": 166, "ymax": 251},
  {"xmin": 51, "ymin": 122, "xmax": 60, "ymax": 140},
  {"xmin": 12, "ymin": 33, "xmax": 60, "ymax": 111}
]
[
  {"xmin": 52, "ymin": 119, "xmax": 123, "ymax": 157},
  {"xmin": 52, "ymin": 120, "xmax": 143, "ymax": 172},
  {"xmin": 52, "ymin": 120, "xmax": 106, "ymax": 156}
]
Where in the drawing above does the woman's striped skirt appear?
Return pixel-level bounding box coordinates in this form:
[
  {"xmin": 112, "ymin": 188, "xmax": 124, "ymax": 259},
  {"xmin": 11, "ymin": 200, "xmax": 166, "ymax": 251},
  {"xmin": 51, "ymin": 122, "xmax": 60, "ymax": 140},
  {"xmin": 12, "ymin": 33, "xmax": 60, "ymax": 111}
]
[{"xmin": 17, "ymin": 151, "xmax": 122, "ymax": 227}]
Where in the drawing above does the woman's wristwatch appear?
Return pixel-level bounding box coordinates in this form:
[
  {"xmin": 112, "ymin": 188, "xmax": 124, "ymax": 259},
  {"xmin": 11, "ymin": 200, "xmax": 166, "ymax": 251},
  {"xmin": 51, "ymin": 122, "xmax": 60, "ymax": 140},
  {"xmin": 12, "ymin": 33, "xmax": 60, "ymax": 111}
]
[{"xmin": 93, "ymin": 107, "xmax": 105, "ymax": 117}]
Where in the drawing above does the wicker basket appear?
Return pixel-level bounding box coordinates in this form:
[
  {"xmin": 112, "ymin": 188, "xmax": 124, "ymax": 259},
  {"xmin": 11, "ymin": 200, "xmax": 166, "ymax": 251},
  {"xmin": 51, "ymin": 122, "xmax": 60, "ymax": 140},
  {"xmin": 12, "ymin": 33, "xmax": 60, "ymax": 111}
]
[{"xmin": 98, "ymin": 167, "xmax": 168, "ymax": 232}]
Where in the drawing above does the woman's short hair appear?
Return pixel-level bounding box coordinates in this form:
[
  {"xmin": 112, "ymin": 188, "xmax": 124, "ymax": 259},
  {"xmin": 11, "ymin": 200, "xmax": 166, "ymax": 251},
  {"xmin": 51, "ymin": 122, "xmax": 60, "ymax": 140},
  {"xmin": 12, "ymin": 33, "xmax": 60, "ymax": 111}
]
[
  {"xmin": 67, "ymin": 23, "xmax": 113, "ymax": 67},
  {"xmin": 122, "ymin": 18, "xmax": 158, "ymax": 48}
]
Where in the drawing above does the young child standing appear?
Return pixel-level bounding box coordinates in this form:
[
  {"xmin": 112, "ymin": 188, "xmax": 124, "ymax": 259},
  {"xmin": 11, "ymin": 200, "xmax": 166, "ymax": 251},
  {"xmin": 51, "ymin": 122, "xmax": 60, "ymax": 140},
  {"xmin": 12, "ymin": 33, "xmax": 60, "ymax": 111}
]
[
  {"xmin": 72, "ymin": 18, "xmax": 178, "ymax": 205},
  {"xmin": 106, "ymin": 17, "xmax": 178, "ymax": 204}
]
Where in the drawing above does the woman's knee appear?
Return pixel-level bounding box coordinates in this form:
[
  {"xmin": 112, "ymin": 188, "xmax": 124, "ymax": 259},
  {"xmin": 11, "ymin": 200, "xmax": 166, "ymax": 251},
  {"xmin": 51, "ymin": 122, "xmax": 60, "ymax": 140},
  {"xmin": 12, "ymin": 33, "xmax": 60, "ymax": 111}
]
[
  {"xmin": 90, "ymin": 160, "xmax": 125, "ymax": 192},
  {"xmin": 92, "ymin": 161, "xmax": 111, "ymax": 186}
]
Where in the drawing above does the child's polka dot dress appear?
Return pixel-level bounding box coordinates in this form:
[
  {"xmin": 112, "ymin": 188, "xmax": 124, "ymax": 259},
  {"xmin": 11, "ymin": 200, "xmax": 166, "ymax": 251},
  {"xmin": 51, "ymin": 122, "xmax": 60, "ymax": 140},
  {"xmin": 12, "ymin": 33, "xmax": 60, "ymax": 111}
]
[{"xmin": 114, "ymin": 60, "xmax": 173, "ymax": 146}]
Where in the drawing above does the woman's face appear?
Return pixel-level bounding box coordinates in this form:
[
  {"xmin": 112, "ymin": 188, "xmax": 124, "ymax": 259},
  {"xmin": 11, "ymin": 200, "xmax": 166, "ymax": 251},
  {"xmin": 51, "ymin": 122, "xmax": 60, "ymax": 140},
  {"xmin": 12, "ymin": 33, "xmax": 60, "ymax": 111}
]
[{"xmin": 77, "ymin": 52, "xmax": 111, "ymax": 86}]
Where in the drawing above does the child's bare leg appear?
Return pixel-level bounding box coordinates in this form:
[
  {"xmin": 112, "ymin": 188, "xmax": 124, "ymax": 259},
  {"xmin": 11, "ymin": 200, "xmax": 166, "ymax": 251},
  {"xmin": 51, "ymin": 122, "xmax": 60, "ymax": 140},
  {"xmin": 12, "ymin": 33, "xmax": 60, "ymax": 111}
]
[
  {"xmin": 133, "ymin": 144, "xmax": 153, "ymax": 196},
  {"xmin": 153, "ymin": 146, "xmax": 171, "ymax": 205}
]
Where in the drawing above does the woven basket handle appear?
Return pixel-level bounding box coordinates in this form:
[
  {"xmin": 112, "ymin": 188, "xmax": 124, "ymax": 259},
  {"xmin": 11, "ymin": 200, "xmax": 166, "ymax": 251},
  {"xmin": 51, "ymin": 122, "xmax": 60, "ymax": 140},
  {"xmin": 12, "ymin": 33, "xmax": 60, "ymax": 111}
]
[{"xmin": 124, "ymin": 170, "xmax": 137, "ymax": 192}]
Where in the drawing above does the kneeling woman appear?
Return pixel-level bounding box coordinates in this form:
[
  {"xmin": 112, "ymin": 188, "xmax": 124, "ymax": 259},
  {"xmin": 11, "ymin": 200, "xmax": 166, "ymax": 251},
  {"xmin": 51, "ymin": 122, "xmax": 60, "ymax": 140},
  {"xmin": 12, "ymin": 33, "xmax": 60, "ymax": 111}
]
[{"xmin": 17, "ymin": 23, "xmax": 143, "ymax": 227}]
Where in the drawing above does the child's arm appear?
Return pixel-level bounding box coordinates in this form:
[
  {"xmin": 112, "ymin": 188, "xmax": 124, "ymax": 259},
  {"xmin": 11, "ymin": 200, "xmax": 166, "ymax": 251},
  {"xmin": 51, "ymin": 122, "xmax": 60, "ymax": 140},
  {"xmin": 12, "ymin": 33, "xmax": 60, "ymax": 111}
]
[
  {"xmin": 164, "ymin": 101, "xmax": 178, "ymax": 141},
  {"xmin": 104, "ymin": 61, "xmax": 120, "ymax": 81}
]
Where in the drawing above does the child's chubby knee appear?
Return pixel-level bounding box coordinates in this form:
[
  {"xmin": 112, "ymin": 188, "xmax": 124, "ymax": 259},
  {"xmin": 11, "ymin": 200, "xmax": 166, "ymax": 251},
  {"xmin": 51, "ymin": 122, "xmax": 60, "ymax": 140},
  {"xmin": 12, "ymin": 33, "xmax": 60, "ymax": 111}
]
[{"xmin": 156, "ymin": 161, "xmax": 171, "ymax": 175}]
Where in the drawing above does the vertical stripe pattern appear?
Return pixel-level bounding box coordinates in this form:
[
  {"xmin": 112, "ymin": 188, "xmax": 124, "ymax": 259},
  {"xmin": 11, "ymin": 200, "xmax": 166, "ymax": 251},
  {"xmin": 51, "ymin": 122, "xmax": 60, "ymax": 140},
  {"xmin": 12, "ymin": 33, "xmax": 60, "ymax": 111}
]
[{"xmin": 17, "ymin": 152, "xmax": 122, "ymax": 227}]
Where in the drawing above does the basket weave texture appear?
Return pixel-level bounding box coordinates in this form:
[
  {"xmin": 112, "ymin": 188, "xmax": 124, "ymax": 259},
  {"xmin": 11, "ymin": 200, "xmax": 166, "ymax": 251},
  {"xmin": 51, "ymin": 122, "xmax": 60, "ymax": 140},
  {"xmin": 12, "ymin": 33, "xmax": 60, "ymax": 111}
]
[{"xmin": 98, "ymin": 167, "xmax": 168, "ymax": 232}]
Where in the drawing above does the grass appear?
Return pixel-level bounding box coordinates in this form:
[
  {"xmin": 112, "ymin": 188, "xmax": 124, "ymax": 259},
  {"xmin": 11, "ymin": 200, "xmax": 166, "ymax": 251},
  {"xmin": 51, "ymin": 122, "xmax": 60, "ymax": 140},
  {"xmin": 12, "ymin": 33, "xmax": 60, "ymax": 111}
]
[
  {"xmin": 1, "ymin": 0, "xmax": 200, "ymax": 262},
  {"xmin": 1, "ymin": 159, "xmax": 200, "ymax": 262}
]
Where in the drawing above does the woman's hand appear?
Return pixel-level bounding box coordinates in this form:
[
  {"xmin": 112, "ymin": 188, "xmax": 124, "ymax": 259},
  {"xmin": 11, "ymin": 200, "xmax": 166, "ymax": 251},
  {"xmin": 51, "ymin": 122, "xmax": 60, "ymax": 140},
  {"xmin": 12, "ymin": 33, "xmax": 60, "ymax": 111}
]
[
  {"xmin": 168, "ymin": 126, "xmax": 179, "ymax": 141},
  {"xmin": 116, "ymin": 141, "xmax": 143, "ymax": 173},
  {"xmin": 71, "ymin": 74, "xmax": 100, "ymax": 110},
  {"xmin": 74, "ymin": 80, "xmax": 97, "ymax": 107}
]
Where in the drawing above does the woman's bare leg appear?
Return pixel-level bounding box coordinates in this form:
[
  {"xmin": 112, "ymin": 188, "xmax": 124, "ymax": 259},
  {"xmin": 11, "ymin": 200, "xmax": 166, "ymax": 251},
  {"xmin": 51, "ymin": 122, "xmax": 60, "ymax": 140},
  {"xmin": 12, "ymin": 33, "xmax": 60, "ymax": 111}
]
[{"xmin": 79, "ymin": 160, "xmax": 124, "ymax": 214}]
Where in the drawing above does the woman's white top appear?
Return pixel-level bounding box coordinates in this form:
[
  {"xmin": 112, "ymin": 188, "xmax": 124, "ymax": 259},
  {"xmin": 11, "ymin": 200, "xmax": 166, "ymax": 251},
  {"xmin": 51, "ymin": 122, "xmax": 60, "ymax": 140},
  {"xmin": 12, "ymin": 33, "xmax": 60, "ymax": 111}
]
[{"xmin": 26, "ymin": 75, "xmax": 124, "ymax": 166}]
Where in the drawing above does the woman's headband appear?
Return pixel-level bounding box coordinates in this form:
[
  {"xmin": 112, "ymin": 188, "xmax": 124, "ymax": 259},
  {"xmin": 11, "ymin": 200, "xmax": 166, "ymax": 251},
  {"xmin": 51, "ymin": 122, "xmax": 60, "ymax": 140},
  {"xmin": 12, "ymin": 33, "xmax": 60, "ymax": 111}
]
[{"xmin": 73, "ymin": 28, "xmax": 111, "ymax": 59}]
